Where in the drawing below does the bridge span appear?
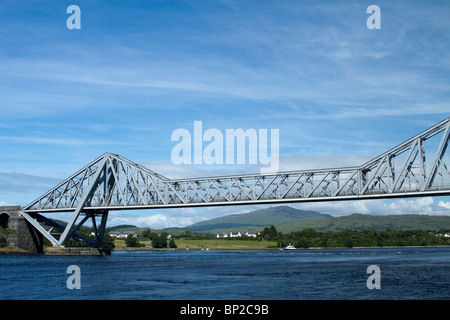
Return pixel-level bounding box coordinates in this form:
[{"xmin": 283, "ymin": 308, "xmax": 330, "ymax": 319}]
[{"xmin": 19, "ymin": 117, "xmax": 450, "ymax": 249}]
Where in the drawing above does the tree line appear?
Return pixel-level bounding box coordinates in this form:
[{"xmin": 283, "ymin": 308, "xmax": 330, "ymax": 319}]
[
  {"xmin": 119, "ymin": 230, "xmax": 178, "ymax": 248},
  {"xmin": 138, "ymin": 229, "xmax": 177, "ymax": 249},
  {"xmin": 59, "ymin": 224, "xmax": 450, "ymax": 250},
  {"xmin": 259, "ymin": 225, "xmax": 450, "ymax": 248}
]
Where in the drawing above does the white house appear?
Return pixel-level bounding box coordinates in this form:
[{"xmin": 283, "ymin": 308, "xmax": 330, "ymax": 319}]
[
  {"xmin": 108, "ymin": 231, "xmax": 121, "ymax": 238},
  {"xmin": 436, "ymin": 233, "xmax": 450, "ymax": 238},
  {"xmin": 217, "ymin": 233, "xmax": 228, "ymax": 238},
  {"xmin": 245, "ymin": 232, "xmax": 257, "ymax": 238},
  {"xmin": 108, "ymin": 231, "xmax": 137, "ymax": 238},
  {"xmin": 123, "ymin": 231, "xmax": 137, "ymax": 238},
  {"xmin": 229, "ymin": 232, "xmax": 241, "ymax": 238}
]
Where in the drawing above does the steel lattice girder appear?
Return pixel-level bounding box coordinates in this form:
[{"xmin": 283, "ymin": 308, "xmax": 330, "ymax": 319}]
[
  {"xmin": 20, "ymin": 117, "xmax": 450, "ymax": 247},
  {"xmin": 22, "ymin": 117, "xmax": 450, "ymax": 213}
]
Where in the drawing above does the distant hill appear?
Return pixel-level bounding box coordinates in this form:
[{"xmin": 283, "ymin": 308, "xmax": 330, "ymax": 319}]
[
  {"xmin": 106, "ymin": 224, "xmax": 138, "ymax": 231},
  {"xmin": 165, "ymin": 207, "xmax": 450, "ymax": 235},
  {"xmin": 275, "ymin": 213, "xmax": 450, "ymax": 233},
  {"xmin": 105, "ymin": 224, "xmax": 147, "ymax": 235},
  {"xmin": 186, "ymin": 206, "xmax": 331, "ymax": 232},
  {"xmin": 166, "ymin": 206, "xmax": 332, "ymax": 234}
]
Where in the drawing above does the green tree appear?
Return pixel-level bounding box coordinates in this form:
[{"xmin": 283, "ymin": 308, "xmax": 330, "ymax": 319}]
[
  {"xmin": 142, "ymin": 228, "xmax": 153, "ymax": 239},
  {"xmin": 102, "ymin": 233, "xmax": 115, "ymax": 250},
  {"xmin": 261, "ymin": 225, "xmax": 279, "ymax": 240},
  {"xmin": 169, "ymin": 238, "xmax": 177, "ymax": 249},
  {"xmin": 295, "ymin": 237, "xmax": 310, "ymax": 249},
  {"xmin": 181, "ymin": 230, "xmax": 193, "ymax": 239},
  {"xmin": 345, "ymin": 238, "xmax": 354, "ymax": 248},
  {"xmin": 125, "ymin": 234, "xmax": 139, "ymax": 247},
  {"xmin": 152, "ymin": 233, "xmax": 167, "ymax": 248},
  {"xmin": 300, "ymin": 228, "xmax": 318, "ymax": 238}
]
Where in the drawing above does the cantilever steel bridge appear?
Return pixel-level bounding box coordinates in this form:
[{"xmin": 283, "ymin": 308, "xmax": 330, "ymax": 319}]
[{"xmin": 20, "ymin": 117, "xmax": 450, "ymax": 249}]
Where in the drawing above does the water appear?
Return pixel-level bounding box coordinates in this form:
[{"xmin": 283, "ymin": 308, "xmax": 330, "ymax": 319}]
[{"xmin": 0, "ymin": 247, "xmax": 449, "ymax": 300}]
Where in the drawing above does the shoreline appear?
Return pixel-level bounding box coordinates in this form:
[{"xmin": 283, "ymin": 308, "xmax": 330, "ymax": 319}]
[
  {"xmin": 0, "ymin": 248, "xmax": 40, "ymax": 255},
  {"xmin": 111, "ymin": 244, "xmax": 450, "ymax": 251},
  {"xmin": 2, "ymin": 245, "xmax": 449, "ymax": 255}
]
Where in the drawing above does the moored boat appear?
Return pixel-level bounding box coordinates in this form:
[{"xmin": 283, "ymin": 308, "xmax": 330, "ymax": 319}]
[{"xmin": 284, "ymin": 243, "xmax": 296, "ymax": 250}]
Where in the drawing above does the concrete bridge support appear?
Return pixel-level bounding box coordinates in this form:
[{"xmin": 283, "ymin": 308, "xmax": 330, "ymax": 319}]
[{"xmin": 0, "ymin": 206, "xmax": 43, "ymax": 253}]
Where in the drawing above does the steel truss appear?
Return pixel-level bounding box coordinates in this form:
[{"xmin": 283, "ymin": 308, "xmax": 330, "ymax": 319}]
[{"xmin": 20, "ymin": 117, "xmax": 450, "ymax": 247}]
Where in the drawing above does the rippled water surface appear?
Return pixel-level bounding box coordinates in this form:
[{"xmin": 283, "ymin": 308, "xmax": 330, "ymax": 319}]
[{"xmin": 0, "ymin": 247, "xmax": 449, "ymax": 300}]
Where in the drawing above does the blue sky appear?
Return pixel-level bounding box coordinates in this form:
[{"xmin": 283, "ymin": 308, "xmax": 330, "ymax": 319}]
[{"xmin": 0, "ymin": 1, "xmax": 449, "ymax": 228}]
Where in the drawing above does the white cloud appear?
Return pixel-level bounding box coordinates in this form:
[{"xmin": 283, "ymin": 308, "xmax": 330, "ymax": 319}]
[
  {"xmin": 0, "ymin": 172, "xmax": 60, "ymax": 193},
  {"xmin": 291, "ymin": 197, "xmax": 450, "ymax": 217},
  {"xmin": 387, "ymin": 198, "xmax": 435, "ymax": 215},
  {"xmin": 107, "ymin": 213, "xmax": 196, "ymax": 229},
  {"xmin": 278, "ymin": 154, "xmax": 370, "ymax": 171},
  {"xmin": 142, "ymin": 154, "xmax": 372, "ymax": 181},
  {"xmin": 105, "ymin": 207, "xmax": 213, "ymax": 229},
  {"xmin": 437, "ymin": 200, "xmax": 450, "ymax": 210},
  {"xmin": 0, "ymin": 136, "xmax": 123, "ymax": 146}
]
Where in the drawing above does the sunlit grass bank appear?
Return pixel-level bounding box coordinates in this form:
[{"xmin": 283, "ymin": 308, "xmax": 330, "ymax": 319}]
[{"xmin": 113, "ymin": 238, "xmax": 279, "ymax": 250}]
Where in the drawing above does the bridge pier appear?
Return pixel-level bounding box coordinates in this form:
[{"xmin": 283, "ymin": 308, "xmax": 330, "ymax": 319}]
[{"xmin": 0, "ymin": 206, "xmax": 43, "ymax": 253}]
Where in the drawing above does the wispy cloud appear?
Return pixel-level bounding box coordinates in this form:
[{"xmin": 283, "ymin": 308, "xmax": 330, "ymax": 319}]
[
  {"xmin": 0, "ymin": 2, "xmax": 449, "ymax": 116},
  {"xmin": 0, "ymin": 171, "xmax": 61, "ymax": 206},
  {"xmin": 1, "ymin": 1, "xmax": 449, "ymax": 227},
  {"xmin": 288, "ymin": 197, "xmax": 450, "ymax": 218},
  {"xmin": 0, "ymin": 136, "xmax": 123, "ymax": 146}
]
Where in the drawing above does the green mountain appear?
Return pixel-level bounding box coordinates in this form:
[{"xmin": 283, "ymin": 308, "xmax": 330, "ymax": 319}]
[
  {"xmin": 106, "ymin": 224, "xmax": 138, "ymax": 231},
  {"xmin": 276, "ymin": 213, "xmax": 450, "ymax": 233},
  {"xmin": 166, "ymin": 207, "xmax": 450, "ymax": 235},
  {"xmin": 167, "ymin": 206, "xmax": 332, "ymax": 234}
]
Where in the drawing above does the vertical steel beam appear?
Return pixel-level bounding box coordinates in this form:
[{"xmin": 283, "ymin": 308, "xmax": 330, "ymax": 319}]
[
  {"xmin": 58, "ymin": 156, "xmax": 108, "ymax": 246},
  {"xmin": 98, "ymin": 211, "xmax": 109, "ymax": 246},
  {"xmin": 418, "ymin": 138, "xmax": 427, "ymax": 191},
  {"xmin": 426, "ymin": 123, "xmax": 450, "ymax": 189}
]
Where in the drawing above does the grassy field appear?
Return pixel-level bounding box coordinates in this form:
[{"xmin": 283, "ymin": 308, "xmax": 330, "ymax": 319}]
[{"xmin": 113, "ymin": 238, "xmax": 279, "ymax": 250}]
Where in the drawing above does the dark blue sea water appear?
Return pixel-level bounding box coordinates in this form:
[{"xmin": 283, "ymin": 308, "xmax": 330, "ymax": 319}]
[{"xmin": 0, "ymin": 247, "xmax": 449, "ymax": 300}]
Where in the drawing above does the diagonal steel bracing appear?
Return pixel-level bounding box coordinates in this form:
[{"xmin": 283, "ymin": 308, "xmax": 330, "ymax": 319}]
[{"xmin": 20, "ymin": 117, "xmax": 450, "ymax": 247}]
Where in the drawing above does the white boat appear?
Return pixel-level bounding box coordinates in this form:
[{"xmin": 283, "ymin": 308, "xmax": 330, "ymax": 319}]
[{"xmin": 284, "ymin": 243, "xmax": 296, "ymax": 250}]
